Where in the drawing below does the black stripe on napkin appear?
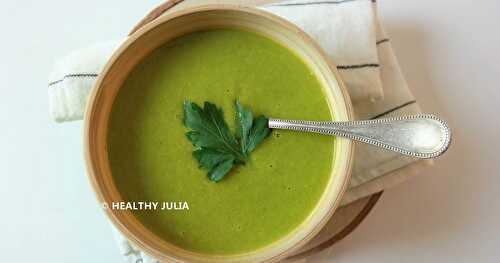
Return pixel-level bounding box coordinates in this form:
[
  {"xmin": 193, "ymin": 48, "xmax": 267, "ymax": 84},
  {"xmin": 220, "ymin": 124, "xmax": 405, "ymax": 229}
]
[
  {"xmin": 337, "ymin": 63, "xmax": 379, "ymax": 69},
  {"xmin": 370, "ymin": 100, "xmax": 417, "ymax": 119},
  {"xmin": 376, "ymin": 38, "xmax": 390, "ymax": 45},
  {"xmin": 266, "ymin": 0, "xmax": 366, "ymax": 7},
  {"xmin": 48, "ymin": 73, "xmax": 98, "ymax": 86}
]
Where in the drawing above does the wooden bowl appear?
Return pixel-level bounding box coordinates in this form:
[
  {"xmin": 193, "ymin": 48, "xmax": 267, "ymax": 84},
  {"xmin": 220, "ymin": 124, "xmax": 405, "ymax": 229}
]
[{"xmin": 84, "ymin": 5, "xmax": 354, "ymax": 263}]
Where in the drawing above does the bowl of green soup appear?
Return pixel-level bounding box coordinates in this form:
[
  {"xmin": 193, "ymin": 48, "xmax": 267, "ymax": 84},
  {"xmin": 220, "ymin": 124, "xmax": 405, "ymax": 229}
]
[{"xmin": 85, "ymin": 5, "xmax": 353, "ymax": 263}]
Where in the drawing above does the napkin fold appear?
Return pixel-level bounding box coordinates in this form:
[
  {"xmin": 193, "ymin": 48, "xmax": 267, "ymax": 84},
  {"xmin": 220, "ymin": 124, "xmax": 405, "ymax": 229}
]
[{"xmin": 48, "ymin": 0, "xmax": 431, "ymax": 261}]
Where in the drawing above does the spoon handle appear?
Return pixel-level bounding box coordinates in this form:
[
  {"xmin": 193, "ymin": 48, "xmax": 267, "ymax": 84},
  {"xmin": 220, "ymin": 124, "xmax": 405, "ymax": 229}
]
[{"xmin": 268, "ymin": 114, "xmax": 451, "ymax": 159}]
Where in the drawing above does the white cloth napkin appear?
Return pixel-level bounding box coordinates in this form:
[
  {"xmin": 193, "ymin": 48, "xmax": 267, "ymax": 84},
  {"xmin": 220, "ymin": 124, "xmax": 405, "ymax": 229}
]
[
  {"xmin": 48, "ymin": 40, "xmax": 121, "ymax": 122},
  {"xmin": 48, "ymin": 0, "xmax": 431, "ymax": 261}
]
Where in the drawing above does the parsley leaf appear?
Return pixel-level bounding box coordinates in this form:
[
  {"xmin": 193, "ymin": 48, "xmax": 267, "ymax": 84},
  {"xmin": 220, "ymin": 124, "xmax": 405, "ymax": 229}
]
[
  {"xmin": 236, "ymin": 101, "xmax": 272, "ymax": 156},
  {"xmin": 183, "ymin": 101, "xmax": 245, "ymax": 161},
  {"xmin": 235, "ymin": 101, "xmax": 253, "ymax": 156},
  {"xmin": 183, "ymin": 100, "xmax": 272, "ymax": 182}
]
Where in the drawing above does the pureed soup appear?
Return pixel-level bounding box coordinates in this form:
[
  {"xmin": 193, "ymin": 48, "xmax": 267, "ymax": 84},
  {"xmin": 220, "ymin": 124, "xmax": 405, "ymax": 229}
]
[{"xmin": 107, "ymin": 29, "xmax": 335, "ymax": 255}]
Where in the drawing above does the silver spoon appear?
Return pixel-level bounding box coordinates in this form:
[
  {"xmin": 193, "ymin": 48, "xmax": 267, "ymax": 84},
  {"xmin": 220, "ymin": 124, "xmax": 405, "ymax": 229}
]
[{"xmin": 268, "ymin": 114, "xmax": 451, "ymax": 159}]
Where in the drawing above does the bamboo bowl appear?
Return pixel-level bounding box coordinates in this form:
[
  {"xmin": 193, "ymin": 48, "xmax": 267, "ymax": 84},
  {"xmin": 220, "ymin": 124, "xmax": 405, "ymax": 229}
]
[{"xmin": 85, "ymin": 5, "xmax": 354, "ymax": 263}]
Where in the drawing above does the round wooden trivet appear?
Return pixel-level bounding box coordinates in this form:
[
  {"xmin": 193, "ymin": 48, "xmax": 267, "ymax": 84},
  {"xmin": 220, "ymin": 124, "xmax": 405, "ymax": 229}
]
[{"xmin": 128, "ymin": 0, "xmax": 383, "ymax": 260}]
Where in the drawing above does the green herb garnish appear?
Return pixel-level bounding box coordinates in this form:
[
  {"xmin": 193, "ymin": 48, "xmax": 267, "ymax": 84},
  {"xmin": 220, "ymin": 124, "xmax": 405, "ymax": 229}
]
[{"xmin": 183, "ymin": 100, "xmax": 272, "ymax": 182}]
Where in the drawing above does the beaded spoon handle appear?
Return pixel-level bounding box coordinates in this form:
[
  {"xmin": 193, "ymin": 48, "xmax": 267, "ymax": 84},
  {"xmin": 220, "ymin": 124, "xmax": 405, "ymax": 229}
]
[{"xmin": 268, "ymin": 114, "xmax": 451, "ymax": 159}]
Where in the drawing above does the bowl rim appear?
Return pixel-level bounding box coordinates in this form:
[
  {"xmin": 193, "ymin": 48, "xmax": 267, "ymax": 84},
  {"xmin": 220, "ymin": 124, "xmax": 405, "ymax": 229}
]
[{"xmin": 84, "ymin": 4, "xmax": 354, "ymax": 263}]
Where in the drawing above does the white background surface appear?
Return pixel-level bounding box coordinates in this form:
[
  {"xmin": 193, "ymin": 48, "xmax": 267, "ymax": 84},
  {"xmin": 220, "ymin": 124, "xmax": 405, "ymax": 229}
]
[{"xmin": 1, "ymin": 0, "xmax": 499, "ymax": 262}]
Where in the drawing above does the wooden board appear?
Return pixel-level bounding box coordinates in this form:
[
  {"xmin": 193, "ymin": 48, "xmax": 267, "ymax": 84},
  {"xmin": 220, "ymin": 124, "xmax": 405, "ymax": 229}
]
[{"xmin": 129, "ymin": 1, "xmax": 383, "ymax": 260}]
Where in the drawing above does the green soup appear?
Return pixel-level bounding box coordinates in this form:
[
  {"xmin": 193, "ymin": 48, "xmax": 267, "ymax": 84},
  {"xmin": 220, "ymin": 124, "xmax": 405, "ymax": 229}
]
[{"xmin": 107, "ymin": 29, "xmax": 335, "ymax": 255}]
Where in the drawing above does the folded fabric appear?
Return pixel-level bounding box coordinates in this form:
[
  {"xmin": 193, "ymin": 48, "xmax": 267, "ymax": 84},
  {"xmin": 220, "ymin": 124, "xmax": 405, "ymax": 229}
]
[
  {"xmin": 48, "ymin": 40, "xmax": 122, "ymax": 122},
  {"xmin": 48, "ymin": 0, "xmax": 431, "ymax": 262}
]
